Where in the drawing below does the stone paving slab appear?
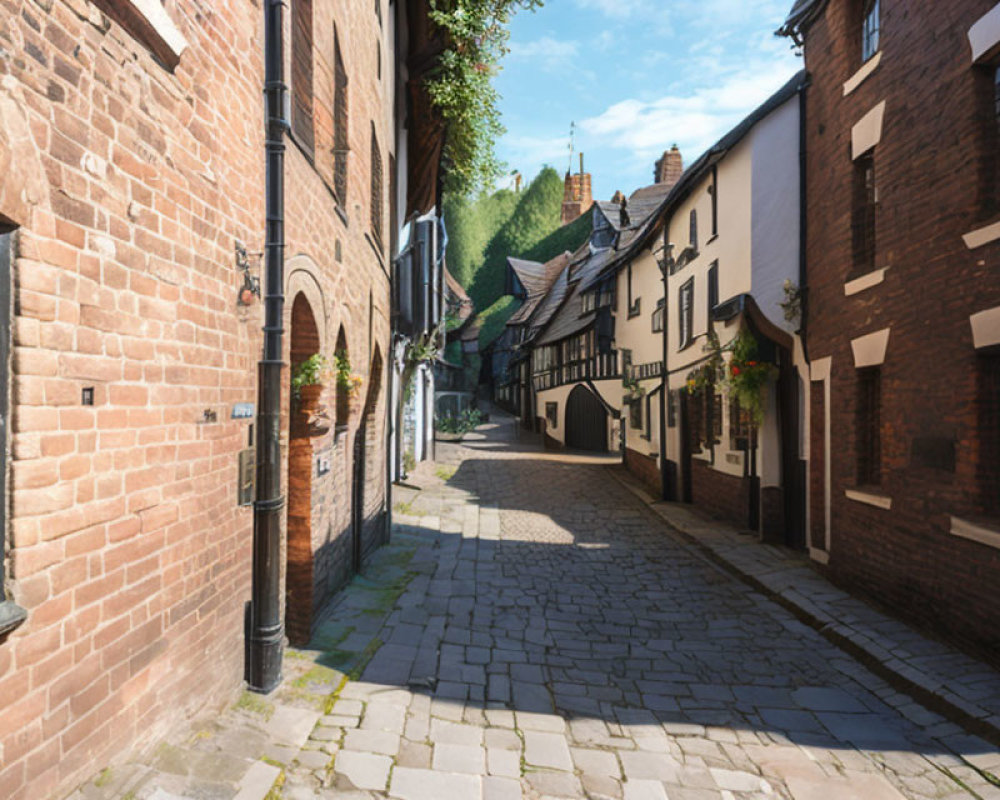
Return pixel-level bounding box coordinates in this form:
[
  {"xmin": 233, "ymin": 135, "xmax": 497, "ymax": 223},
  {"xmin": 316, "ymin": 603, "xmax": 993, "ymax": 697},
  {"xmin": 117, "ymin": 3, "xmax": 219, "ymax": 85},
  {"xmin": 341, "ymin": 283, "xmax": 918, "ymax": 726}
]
[
  {"xmin": 610, "ymin": 466, "xmax": 1000, "ymax": 748},
  {"xmin": 69, "ymin": 410, "xmax": 1000, "ymax": 800}
]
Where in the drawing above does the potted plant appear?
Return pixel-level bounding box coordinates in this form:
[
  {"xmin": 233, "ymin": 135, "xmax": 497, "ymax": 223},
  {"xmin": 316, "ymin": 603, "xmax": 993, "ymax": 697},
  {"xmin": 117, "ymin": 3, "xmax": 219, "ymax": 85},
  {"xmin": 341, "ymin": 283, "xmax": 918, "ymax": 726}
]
[
  {"xmin": 725, "ymin": 327, "xmax": 776, "ymax": 426},
  {"xmin": 291, "ymin": 354, "xmax": 332, "ymax": 435},
  {"xmin": 334, "ymin": 350, "xmax": 364, "ymax": 417},
  {"xmin": 622, "ymin": 376, "xmax": 645, "ymax": 404},
  {"xmin": 435, "ymin": 408, "xmax": 484, "ymax": 442}
]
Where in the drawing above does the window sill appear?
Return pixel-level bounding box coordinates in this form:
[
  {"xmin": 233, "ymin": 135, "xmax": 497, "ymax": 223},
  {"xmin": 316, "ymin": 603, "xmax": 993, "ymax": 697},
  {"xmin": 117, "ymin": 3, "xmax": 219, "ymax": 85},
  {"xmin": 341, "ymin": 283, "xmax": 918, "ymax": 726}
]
[
  {"xmin": 963, "ymin": 217, "xmax": 1000, "ymax": 250},
  {"xmin": 845, "ymin": 488, "xmax": 892, "ymax": 510},
  {"xmin": 844, "ymin": 267, "xmax": 887, "ymax": 296},
  {"xmin": 949, "ymin": 515, "xmax": 1000, "ymax": 550},
  {"xmin": 843, "ymin": 51, "xmax": 882, "ymax": 96},
  {"xmin": 97, "ymin": 0, "xmax": 188, "ymax": 71},
  {"xmin": 0, "ymin": 600, "xmax": 27, "ymax": 638}
]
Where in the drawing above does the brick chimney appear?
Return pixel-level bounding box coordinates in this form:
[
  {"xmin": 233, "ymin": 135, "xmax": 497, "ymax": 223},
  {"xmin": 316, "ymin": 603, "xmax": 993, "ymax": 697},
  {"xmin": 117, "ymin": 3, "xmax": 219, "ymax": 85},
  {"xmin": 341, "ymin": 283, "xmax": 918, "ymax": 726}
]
[
  {"xmin": 655, "ymin": 144, "xmax": 683, "ymax": 187},
  {"xmin": 561, "ymin": 152, "xmax": 593, "ymax": 226}
]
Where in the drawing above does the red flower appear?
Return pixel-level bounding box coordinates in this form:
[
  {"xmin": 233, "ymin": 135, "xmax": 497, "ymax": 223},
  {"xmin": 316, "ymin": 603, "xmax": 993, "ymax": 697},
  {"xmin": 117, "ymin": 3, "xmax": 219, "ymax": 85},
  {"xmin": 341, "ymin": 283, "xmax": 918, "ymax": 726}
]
[
  {"xmin": 731, "ymin": 366, "xmax": 741, "ymax": 376},
  {"xmin": 748, "ymin": 361, "xmax": 757, "ymax": 367}
]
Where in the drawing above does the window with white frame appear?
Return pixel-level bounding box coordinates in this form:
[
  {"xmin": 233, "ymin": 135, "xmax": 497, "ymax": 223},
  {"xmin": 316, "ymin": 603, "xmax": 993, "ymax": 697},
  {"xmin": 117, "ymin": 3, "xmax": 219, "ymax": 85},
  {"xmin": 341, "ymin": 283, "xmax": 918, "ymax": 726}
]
[{"xmin": 862, "ymin": 0, "xmax": 880, "ymax": 62}]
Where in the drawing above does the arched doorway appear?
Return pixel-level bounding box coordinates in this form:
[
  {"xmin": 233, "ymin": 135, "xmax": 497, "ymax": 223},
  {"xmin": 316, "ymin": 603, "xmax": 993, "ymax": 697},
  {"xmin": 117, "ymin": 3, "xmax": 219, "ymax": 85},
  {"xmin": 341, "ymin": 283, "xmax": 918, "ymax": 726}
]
[
  {"xmin": 565, "ymin": 384, "xmax": 609, "ymax": 452},
  {"xmin": 352, "ymin": 347, "xmax": 385, "ymax": 572},
  {"xmin": 285, "ymin": 294, "xmax": 321, "ymax": 645}
]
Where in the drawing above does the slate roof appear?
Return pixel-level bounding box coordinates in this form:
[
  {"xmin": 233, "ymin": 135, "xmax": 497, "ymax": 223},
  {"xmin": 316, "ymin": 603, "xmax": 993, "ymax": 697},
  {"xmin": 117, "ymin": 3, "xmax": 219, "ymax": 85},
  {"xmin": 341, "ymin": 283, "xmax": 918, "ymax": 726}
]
[
  {"xmin": 507, "ymin": 251, "xmax": 572, "ymax": 327},
  {"xmin": 776, "ymin": 0, "xmax": 828, "ymax": 38},
  {"xmin": 534, "ymin": 245, "xmax": 617, "ymax": 347},
  {"xmin": 507, "ymin": 257, "xmax": 549, "ymax": 297},
  {"xmin": 445, "ymin": 267, "xmax": 474, "ymax": 325}
]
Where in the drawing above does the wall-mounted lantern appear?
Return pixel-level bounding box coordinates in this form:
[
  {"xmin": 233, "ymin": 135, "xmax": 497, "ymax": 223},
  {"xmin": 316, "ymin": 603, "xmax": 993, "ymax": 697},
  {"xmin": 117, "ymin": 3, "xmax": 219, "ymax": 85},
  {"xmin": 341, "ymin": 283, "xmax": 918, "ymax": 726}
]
[{"xmin": 235, "ymin": 239, "xmax": 262, "ymax": 306}]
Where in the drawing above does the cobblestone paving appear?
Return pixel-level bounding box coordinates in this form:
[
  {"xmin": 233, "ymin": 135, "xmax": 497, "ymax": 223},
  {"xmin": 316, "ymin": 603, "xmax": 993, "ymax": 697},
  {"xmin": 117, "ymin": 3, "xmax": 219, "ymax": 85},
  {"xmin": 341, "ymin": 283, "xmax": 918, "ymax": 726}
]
[{"xmin": 71, "ymin": 414, "xmax": 1000, "ymax": 800}]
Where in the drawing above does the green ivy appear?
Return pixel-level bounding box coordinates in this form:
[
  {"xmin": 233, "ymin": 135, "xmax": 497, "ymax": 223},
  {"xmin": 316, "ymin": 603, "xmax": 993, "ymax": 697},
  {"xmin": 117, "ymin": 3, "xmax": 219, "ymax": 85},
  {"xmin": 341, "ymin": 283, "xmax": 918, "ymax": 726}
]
[{"xmin": 427, "ymin": 0, "xmax": 543, "ymax": 193}]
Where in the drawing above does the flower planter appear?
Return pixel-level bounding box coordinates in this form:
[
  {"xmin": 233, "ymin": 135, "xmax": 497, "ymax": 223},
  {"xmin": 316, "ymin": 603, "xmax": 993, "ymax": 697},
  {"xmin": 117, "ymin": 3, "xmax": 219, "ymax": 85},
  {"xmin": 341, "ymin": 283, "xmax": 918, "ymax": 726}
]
[{"xmin": 436, "ymin": 431, "xmax": 465, "ymax": 442}]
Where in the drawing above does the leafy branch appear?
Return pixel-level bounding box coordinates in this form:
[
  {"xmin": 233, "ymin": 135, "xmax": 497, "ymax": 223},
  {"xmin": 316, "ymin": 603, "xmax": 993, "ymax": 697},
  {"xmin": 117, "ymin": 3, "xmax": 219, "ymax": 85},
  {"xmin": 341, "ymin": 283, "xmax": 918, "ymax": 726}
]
[{"xmin": 426, "ymin": 0, "xmax": 542, "ymax": 192}]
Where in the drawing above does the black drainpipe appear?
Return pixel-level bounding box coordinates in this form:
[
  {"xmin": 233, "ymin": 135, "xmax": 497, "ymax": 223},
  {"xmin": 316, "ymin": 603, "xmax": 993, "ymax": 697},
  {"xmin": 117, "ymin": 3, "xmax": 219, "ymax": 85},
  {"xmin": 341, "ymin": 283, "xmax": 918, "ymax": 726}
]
[
  {"xmin": 659, "ymin": 227, "xmax": 671, "ymax": 501},
  {"xmin": 247, "ymin": 0, "xmax": 288, "ymax": 694},
  {"xmin": 798, "ymin": 76, "xmax": 809, "ymax": 363}
]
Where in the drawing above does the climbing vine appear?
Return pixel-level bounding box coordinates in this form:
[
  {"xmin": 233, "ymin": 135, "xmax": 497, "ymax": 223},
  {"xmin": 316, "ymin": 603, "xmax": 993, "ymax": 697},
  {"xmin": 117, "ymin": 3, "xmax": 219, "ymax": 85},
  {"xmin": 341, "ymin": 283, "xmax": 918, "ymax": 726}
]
[
  {"xmin": 426, "ymin": 0, "xmax": 543, "ymax": 192},
  {"xmin": 684, "ymin": 327, "xmax": 776, "ymax": 426},
  {"xmin": 725, "ymin": 328, "xmax": 776, "ymax": 425}
]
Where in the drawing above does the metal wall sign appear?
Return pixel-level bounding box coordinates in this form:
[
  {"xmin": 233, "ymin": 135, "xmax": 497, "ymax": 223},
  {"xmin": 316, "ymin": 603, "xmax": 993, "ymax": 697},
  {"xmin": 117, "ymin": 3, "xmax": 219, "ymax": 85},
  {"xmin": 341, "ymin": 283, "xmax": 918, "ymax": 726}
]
[
  {"xmin": 232, "ymin": 402, "xmax": 255, "ymax": 419},
  {"xmin": 238, "ymin": 448, "xmax": 255, "ymax": 506}
]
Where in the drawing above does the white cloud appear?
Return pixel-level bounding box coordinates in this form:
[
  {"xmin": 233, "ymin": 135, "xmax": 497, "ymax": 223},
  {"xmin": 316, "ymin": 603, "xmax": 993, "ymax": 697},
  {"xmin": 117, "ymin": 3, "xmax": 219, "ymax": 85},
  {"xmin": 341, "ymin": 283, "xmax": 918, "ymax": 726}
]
[{"xmin": 579, "ymin": 66, "xmax": 800, "ymax": 168}]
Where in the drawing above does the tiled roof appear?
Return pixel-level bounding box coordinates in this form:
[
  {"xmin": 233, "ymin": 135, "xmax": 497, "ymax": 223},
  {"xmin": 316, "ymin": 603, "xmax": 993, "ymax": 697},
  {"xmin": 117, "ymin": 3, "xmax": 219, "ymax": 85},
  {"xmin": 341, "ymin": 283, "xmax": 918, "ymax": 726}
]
[
  {"xmin": 507, "ymin": 251, "xmax": 572, "ymax": 327},
  {"xmin": 507, "ymin": 257, "xmax": 549, "ymax": 297},
  {"xmin": 776, "ymin": 0, "xmax": 828, "ymax": 37}
]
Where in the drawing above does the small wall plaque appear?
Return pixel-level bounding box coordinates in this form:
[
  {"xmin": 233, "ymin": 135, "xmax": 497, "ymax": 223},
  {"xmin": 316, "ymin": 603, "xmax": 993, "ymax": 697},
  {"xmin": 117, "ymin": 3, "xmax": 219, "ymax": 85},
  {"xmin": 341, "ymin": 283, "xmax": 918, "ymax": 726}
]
[
  {"xmin": 316, "ymin": 455, "xmax": 331, "ymax": 476},
  {"xmin": 232, "ymin": 403, "xmax": 255, "ymax": 419}
]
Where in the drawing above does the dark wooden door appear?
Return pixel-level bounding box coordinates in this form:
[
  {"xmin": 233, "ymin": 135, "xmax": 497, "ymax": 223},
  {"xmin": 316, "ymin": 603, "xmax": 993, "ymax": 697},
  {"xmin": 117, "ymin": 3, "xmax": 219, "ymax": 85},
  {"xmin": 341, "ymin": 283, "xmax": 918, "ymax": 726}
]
[{"xmin": 565, "ymin": 385, "xmax": 608, "ymax": 452}]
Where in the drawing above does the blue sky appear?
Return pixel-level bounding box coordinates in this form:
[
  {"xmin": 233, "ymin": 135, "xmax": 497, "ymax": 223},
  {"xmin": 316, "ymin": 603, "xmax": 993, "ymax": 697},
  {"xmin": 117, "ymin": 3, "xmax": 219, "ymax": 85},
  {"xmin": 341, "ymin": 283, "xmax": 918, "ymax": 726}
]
[{"xmin": 494, "ymin": 0, "xmax": 802, "ymax": 201}]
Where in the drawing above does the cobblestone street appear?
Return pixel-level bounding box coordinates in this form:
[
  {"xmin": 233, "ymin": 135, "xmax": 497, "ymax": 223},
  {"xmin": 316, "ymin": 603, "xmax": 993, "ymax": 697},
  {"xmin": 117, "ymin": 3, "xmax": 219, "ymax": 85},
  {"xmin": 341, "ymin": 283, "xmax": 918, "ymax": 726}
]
[{"xmin": 73, "ymin": 413, "xmax": 1000, "ymax": 800}]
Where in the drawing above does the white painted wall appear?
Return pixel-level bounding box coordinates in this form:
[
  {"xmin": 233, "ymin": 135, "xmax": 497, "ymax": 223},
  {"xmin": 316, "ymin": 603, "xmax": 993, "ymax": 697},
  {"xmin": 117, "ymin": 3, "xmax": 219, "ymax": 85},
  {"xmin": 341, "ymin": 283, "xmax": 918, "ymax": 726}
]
[
  {"xmin": 750, "ymin": 95, "xmax": 801, "ymax": 333},
  {"xmin": 536, "ymin": 379, "xmax": 621, "ymax": 449}
]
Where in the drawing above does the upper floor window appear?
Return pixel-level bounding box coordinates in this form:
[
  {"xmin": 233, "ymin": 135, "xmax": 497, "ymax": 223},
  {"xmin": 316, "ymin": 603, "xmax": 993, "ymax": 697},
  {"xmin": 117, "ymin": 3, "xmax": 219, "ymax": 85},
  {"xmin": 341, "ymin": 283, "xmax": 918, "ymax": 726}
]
[
  {"xmin": 627, "ymin": 263, "xmax": 640, "ymax": 318},
  {"xmin": 291, "ymin": 0, "xmax": 315, "ymax": 158},
  {"xmin": 652, "ymin": 298, "xmax": 665, "ymax": 333},
  {"xmin": 709, "ymin": 168, "xmax": 718, "ymax": 238},
  {"xmin": 333, "ymin": 28, "xmax": 349, "ymax": 205},
  {"xmin": 689, "ymin": 209, "xmax": 698, "ymax": 251},
  {"xmin": 679, "ymin": 278, "xmax": 694, "ymax": 349},
  {"xmin": 862, "ymin": 0, "xmax": 880, "ymax": 62},
  {"xmin": 852, "ymin": 154, "xmax": 877, "ymax": 274},
  {"xmin": 370, "ymin": 125, "xmax": 384, "ymax": 246},
  {"xmin": 707, "ymin": 261, "xmax": 719, "ymax": 318}
]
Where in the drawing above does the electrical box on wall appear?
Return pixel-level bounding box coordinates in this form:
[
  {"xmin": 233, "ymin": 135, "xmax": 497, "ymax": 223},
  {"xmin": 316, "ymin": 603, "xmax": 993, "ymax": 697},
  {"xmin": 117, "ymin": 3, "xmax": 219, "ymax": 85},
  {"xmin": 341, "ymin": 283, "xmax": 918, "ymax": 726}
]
[{"xmin": 238, "ymin": 448, "xmax": 255, "ymax": 506}]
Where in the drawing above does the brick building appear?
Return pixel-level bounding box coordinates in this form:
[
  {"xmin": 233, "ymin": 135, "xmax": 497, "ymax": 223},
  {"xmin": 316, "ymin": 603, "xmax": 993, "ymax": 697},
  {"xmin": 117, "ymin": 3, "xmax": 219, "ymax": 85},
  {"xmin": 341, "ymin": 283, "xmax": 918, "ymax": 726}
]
[
  {"xmin": 0, "ymin": 1, "xmax": 442, "ymax": 797},
  {"xmin": 779, "ymin": 0, "xmax": 1000, "ymax": 660}
]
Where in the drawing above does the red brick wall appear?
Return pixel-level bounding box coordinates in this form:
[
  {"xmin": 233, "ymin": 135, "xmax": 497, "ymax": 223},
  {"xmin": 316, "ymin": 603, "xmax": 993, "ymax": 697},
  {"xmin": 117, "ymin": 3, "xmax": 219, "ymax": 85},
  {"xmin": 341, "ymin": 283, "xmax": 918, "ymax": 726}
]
[
  {"xmin": 0, "ymin": 3, "xmax": 265, "ymax": 797},
  {"xmin": 624, "ymin": 447, "xmax": 659, "ymax": 496},
  {"xmin": 0, "ymin": 0, "xmax": 395, "ymax": 797},
  {"xmin": 802, "ymin": 0, "xmax": 1000, "ymax": 658},
  {"xmin": 690, "ymin": 459, "xmax": 749, "ymax": 531}
]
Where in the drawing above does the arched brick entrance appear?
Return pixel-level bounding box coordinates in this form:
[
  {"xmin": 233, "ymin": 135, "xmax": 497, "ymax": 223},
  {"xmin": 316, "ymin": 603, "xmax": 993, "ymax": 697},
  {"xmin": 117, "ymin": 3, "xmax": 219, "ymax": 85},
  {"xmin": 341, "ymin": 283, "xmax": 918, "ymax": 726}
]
[{"xmin": 285, "ymin": 293, "xmax": 321, "ymax": 645}]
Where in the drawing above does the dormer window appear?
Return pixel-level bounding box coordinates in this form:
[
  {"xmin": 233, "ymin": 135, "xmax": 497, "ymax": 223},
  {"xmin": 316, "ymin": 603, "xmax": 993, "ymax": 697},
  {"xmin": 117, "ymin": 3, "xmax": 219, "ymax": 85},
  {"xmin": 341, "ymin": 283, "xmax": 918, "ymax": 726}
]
[{"xmin": 862, "ymin": 0, "xmax": 880, "ymax": 63}]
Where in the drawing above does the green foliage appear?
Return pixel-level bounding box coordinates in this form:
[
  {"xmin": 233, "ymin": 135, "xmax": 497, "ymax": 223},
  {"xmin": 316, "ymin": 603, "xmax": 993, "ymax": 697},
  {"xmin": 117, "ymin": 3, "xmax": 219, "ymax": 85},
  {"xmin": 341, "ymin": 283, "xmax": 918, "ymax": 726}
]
[
  {"xmin": 436, "ymin": 408, "xmax": 485, "ymax": 434},
  {"xmin": 470, "ymin": 168, "xmax": 565, "ymax": 309},
  {"xmin": 444, "ymin": 189, "xmax": 518, "ymax": 290},
  {"xmin": 520, "ymin": 209, "xmax": 592, "ymax": 263},
  {"xmin": 726, "ymin": 328, "xmax": 776, "ymax": 425},
  {"xmin": 426, "ymin": 0, "xmax": 543, "ymax": 193},
  {"xmin": 477, "ymin": 295, "xmax": 519, "ymax": 349},
  {"xmin": 291, "ymin": 354, "xmax": 331, "ymax": 399},
  {"xmin": 685, "ymin": 331, "xmax": 725, "ymax": 396}
]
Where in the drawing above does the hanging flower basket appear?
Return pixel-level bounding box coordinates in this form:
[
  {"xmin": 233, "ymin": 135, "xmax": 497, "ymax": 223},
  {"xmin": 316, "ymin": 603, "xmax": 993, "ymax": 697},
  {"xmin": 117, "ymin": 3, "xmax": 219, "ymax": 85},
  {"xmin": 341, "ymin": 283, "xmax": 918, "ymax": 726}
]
[{"xmin": 725, "ymin": 328, "xmax": 777, "ymax": 425}]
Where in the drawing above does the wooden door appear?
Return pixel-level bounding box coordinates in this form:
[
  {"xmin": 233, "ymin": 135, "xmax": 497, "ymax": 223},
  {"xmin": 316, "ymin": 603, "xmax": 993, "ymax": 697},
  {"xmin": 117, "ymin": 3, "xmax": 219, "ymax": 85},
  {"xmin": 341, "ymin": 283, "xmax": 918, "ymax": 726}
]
[{"xmin": 565, "ymin": 385, "xmax": 608, "ymax": 452}]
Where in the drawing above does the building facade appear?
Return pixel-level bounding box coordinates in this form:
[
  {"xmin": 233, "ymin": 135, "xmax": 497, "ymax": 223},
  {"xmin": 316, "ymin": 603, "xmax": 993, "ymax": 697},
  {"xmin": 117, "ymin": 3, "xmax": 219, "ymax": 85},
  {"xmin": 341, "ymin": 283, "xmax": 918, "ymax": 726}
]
[
  {"xmin": 780, "ymin": 0, "xmax": 1000, "ymax": 657},
  {"xmin": 0, "ymin": 1, "xmax": 440, "ymax": 797}
]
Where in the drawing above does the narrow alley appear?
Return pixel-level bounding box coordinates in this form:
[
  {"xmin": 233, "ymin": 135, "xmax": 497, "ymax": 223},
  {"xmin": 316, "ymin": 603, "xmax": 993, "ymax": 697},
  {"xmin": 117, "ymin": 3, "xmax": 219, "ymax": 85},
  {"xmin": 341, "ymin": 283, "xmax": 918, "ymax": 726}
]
[{"xmin": 74, "ymin": 411, "xmax": 1000, "ymax": 800}]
